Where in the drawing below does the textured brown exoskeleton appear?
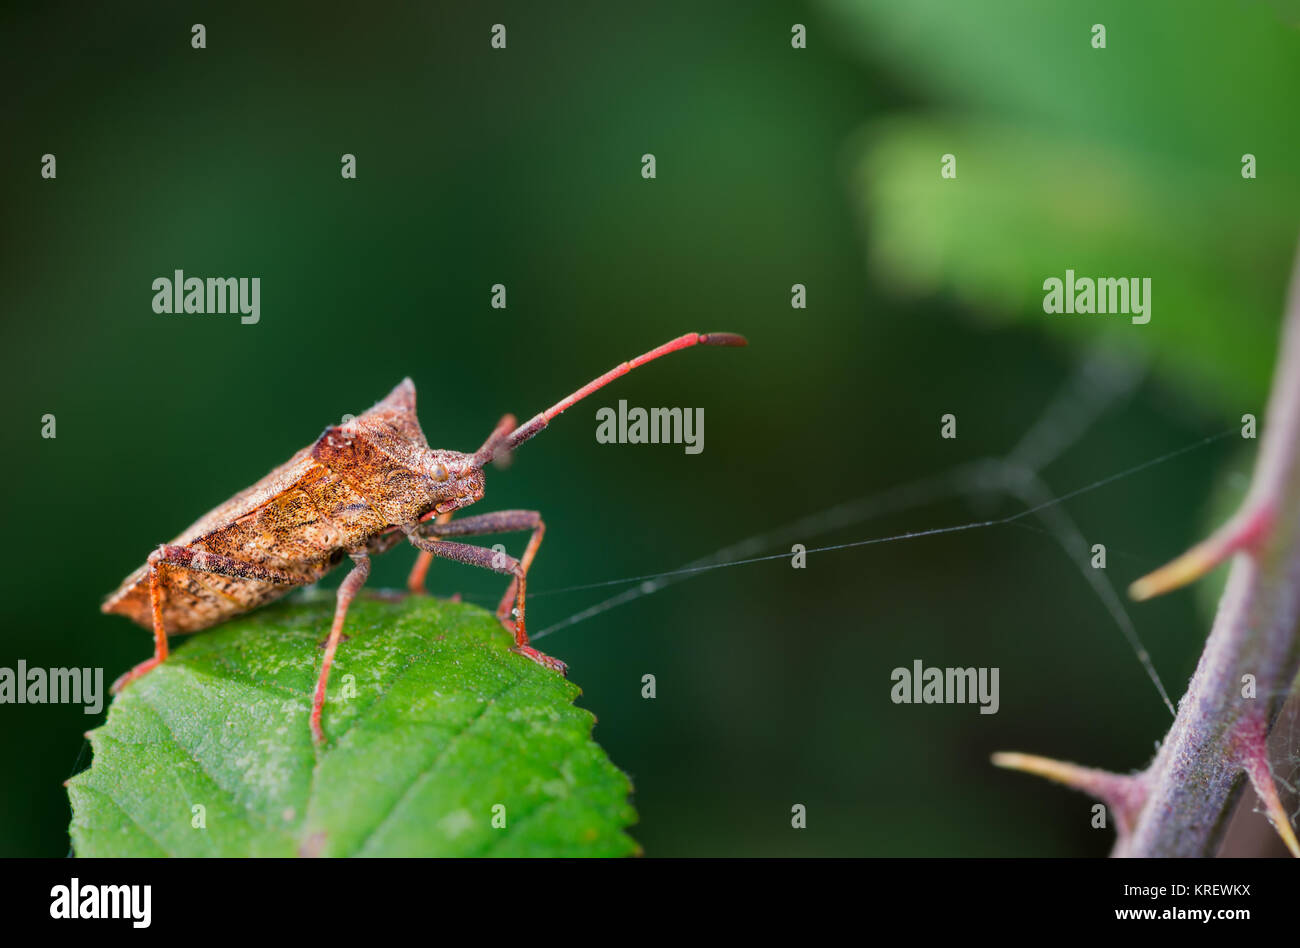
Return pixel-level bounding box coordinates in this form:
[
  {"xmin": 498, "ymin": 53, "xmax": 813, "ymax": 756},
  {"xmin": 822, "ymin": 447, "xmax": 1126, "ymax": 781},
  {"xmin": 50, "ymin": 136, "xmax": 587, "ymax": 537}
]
[{"xmin": 103, "ymin": 332, "xmax": 746, "ymax": 744}]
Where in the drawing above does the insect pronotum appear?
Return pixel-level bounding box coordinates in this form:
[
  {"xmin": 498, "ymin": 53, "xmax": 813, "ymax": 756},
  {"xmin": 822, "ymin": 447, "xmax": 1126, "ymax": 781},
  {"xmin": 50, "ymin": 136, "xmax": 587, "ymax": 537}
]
[{"xmin": 102, "ymin": 332, "xmax": 747, "ymax": 744}]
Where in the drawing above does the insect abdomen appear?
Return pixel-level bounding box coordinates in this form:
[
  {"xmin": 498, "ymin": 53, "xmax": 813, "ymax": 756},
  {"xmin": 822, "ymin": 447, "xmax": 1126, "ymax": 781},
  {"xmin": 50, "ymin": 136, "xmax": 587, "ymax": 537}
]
[{"xmin": 102, "ymin": 463, "xmax": 390, "ymax": 634}]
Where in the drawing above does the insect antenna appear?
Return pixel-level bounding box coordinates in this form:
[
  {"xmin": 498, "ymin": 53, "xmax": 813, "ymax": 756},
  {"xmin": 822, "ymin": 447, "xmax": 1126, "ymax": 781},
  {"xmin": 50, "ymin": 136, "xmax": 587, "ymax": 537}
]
[{"xmin": 471, "ymin": 331, "xmax": 747, "ymax": 467}]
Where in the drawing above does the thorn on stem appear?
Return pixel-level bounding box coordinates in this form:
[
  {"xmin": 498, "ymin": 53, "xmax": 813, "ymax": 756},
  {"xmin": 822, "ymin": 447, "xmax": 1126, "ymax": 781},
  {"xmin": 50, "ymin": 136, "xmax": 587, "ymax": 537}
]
[
  {"xmin": 992, "ymin": 751, "xmax": 1147, "ymax": 836},
  {"xmin": 1129, "ymin": 504, "xmax": 1275, "ymax": 602},
  {"xmin": 1235, "ymin": 719, "xmax": 1300, "ymax": 858}
]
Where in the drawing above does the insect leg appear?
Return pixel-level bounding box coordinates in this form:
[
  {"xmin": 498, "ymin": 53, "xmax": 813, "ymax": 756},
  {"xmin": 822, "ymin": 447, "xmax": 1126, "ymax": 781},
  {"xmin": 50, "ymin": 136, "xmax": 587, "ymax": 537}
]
[
  {"xmin": 407, "ymin": 407, "xmax": 521, "ymax": 597},
  {"xmin": 111, "ymin": 544, "xmax": 309, "ymax": 693},
  {"xmin": 406, "ymin": 512, "xmax": 452, "ymax": 595},
  {"xmin": 415, "ymin": 510, "xmax": 546, "ymax": 624},
  {"xmin": 405, "ymin": 514, "xmax": 565, "ymax": 675},
  {"xmin": 471, "ymin": 413, "xmax": 518, "ymax": 468},
  {"xmin": 147, "ymin": 543, "xmax": 312, "ymax": 585},
  {"xmin": 110, "ymin": 559, "xmax": 170, "ymax": 692},
  {"xmin": 311, "ymin": 552, "xmax": 370, "ymax": 746}
]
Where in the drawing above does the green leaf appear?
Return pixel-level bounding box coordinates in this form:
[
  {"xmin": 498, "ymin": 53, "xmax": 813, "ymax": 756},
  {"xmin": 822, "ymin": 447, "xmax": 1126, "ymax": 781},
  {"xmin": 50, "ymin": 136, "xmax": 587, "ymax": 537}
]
[
  {"xmin": 832, "ymin": 0, "xmax": 1300, "ymax": 413},
  {"xmin": 825, "ymin": 0, "xmax": 1300, "ymax": 148},
  {"xmin": 67, "ymin": 594, "xmax": 639, "ymax": 857},
  {"xmin": 850, "ymin": 117, "xmax": 1295, "ymax": 411}
]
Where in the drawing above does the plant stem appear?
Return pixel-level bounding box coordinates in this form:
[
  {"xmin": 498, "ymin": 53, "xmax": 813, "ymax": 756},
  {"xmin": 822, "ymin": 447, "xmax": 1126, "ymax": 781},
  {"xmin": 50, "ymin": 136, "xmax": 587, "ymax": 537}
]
[{"xmin": 1116, "ymin": 245, "xmax": 1300, "ymax": 857}]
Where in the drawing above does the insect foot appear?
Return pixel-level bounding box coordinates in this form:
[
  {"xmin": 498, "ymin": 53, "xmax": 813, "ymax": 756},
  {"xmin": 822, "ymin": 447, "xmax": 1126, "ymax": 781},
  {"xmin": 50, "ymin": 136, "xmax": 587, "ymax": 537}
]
[
  {"xmin": 110, "ymin": 656, "xmax": 163, "ymax": 694},
  {"xmin": 512, "ymin": 645, "xmax": 568, "ymax": 676}
]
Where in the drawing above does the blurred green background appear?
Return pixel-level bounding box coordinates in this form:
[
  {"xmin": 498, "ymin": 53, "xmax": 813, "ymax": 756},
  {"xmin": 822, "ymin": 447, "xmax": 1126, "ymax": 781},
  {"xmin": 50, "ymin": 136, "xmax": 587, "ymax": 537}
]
[{"xmin": 3, "ymin": 0, "xmax": 1298, "ymax": 856}]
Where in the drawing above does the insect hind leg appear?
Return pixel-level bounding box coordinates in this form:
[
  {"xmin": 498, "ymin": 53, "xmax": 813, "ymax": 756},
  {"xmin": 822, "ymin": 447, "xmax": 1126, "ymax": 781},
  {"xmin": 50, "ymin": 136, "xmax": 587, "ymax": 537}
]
[
  {"xmin": 110, "ymin": 556, "xmax": 170, "ymax": 693},
  {"xmin": 111, "ymin": 543, "xmax": 310, "ymax": 694}
]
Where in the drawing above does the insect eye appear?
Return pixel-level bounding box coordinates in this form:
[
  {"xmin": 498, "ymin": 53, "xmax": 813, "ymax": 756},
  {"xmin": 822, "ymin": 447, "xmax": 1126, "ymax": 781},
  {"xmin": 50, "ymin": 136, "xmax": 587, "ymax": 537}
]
[{"xmin": 433, "ymin": 464, "xmax": 449, "ymax": 482}]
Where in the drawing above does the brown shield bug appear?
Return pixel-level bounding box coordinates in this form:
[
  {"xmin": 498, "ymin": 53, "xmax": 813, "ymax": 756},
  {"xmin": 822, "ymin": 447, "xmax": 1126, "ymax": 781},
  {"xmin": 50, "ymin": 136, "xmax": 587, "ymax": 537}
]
[{"xmin": 102, "ymin": 332, "xmax": 747, "ymax": 744}]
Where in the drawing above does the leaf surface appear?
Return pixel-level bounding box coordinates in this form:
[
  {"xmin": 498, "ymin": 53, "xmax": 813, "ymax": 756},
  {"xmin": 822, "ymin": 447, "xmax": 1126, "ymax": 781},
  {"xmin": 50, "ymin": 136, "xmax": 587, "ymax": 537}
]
[{"xmin": 68, "ymin": 594, "xmax": 638, "ymax": 857}]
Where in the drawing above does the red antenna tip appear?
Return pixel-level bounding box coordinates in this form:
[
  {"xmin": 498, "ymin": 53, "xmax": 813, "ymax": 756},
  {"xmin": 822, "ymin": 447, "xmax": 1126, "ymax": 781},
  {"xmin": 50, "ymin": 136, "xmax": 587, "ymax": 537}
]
[
  {"xmin": 495, "ymin": 330, "xmax": 749, "ymax": 460},
  {"xmin": 699, "ymin": 332, "xmax": 747, "ymax": 347}
]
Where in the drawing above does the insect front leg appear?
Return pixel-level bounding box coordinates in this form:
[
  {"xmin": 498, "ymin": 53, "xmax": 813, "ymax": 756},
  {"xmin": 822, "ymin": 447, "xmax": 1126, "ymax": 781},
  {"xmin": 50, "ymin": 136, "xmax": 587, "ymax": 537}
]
[
  {"xmin": 111, "ymin": 544, "xmax": 310, "ymax": 694},
  {"xmin": 311, "ymin": 551, "xmax": 370, "ymax": 747},
  {"xmin": 405, "ymin": 511, "xmax": 565, "ymax": 675},
  {"xmin": 471, "ymin": 412, "xmax": 518, "ymax": 468},
  {"xmin": 406, "ymin": 511, "xmax": 452, "ymax": 595},
  {"xmin": 406, "ymin": 407, "xmax": 519, "ymax": 598}
]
